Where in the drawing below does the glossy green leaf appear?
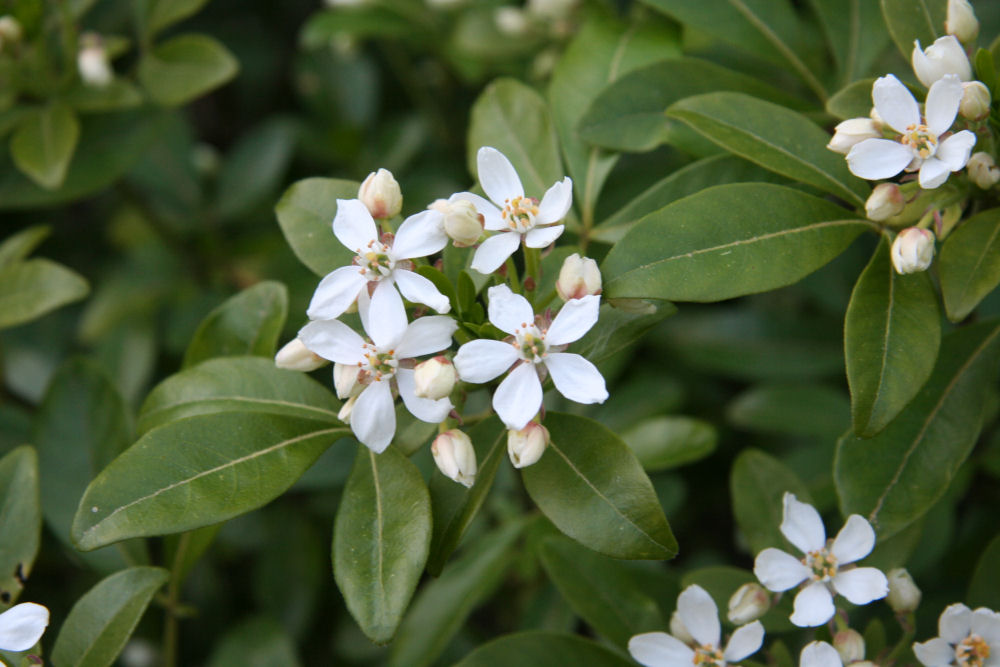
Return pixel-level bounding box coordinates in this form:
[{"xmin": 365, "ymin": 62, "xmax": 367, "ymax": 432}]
[
  {"xmin": 0, "ymin": 259, "xmax": 89, "ymax": 330},
  {"xmin": 836, "ymin": 320, "xmax": 1000, "ymax": 539},
  {"xmin": 64, "ymin": 80, "xmax": 144, "ymax": 113},
  {"xmin": 939, "ymin": 208, "xmax": 1000, "ymax": 322},
  {"xmin": 975, "ymin": 48, "xmax": 999, "ymax": 97},
  {"xmin": 603, "ymin": 183, "xmax": 868, "ymax": 302},
  {"xmin": 274, "ymin": 177, "xmax": 359, "ymax": 276},
  {"xmin": 967, "ymin": 533, "xmax": 1000, "ymax": 609},
  {"xmin": 333, "ymin": 445, "xmax": 432, "ymax": 644},
  {"xmin": 846, "ymin": 239, "xmax": 940, "ymax": 437},
  {"xmin": 522, "ymin": 412, "xmax": 677, "ymax": 560},
  {"xmin": 731, "ymin": 449, "xmax": 811, "ymax": 554},
  {"xmin": 206, "ymin": 616, "xmax": 302, "ymax": 667},
  {"xmin": 0, "ymin": 447, "xmax": 41, "ymax": 606},
  {"xmin": 214, "ymin": 118, "xmax": 299, "ymax": 221},
  {"xmin": 138, "ymin": 34, "xmax": 238, "ymax": 107},
  {"xmin": 574, "ymin": 301, "xmax": 676, "ymax": 364},
  {"xmin": 808, "ymin": 0, "xmax": 889, "ymax": 85},
  {"xmin": 827, "ymin": 78, "xmax": 877, "ymax": 120},
  {"xmin": 727, "ymin": 383, "xmax": 850, "ymax": 438},
  {"xmin": 299, "ymin": 6, "xmax": 415, "ymax": 48},
  {"xmin": 10, "ymin": 103, "xmax": 80, "ymax": 189},
  {"xmin": 164, "ymin": 524, "xmax": 221, "ymax": 583},
  {"xmin": 71, "ymin": 413, "xmax": 347, "ymax": 550},
  {"xmin": 0, "ymin": 225, "xmax": 50, "ymax": 269},
  {"xmin": 622, "ymin": 416, "xmax": 717, "ymax": 472},
  {"xmin": 51, "ymin": 566, "xmax": 169, "ymax": 667},
  {"xmin": 455, "ymin": 631, "xmax": 635, "ymax": 667},
  {"xmin": 182, "ymin": 282, "xmax": 288, "ymax": 368},
  {"xmin": 668, "ymin": 93, "xmax": 868, "ymax": 205},
  {"xmin": 145, "ymin": 0, "xmax": 210, "ymax": 35},
  {"xmin": 880, "ymin": 0, "xmax": 944, "ymax": 60}
]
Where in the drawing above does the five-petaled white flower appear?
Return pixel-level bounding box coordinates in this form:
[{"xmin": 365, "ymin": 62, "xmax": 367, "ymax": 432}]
[
  {"xmin": 913, "ymin": 603, "xmax": 1000, "ymax": 667},
  {"xmin": 454, "ymin": 147, "xmax": 573, "ymax": 274},
  {"xmin": 0, "ymin": 602, "xmax": 49, "ymax": 653},
  {"xmin": 307, "ymin": 199, "xmax": 451, "ymax": 325},
  {"xmin": 753, "ymin": 493, "xmax": 888, "ymax": 627},
  {"xmin": 628, "ymin": 584, "xmax": 764, "ymax": 667},
  {"xmin": 453, "ymin": 285, "xmax": 607, "ymax": 430},
  {"xmin": 846, "ymin": 74, "xmax": 976, "ymax": 189},
  {"xmin": 299, "ymin": 296, "xmax": 457, "ymax": 453}
]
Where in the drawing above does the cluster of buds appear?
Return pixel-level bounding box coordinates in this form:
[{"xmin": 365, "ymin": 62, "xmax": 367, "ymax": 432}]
[
  {"xmin": 358, "ymin": 168, "xmax": 403, "ymax": 220},
  {"xmin": 77, "ymin": 33, "xmax": 113, "ymax": 87},
  {"xmin": 891, "ymin": 228, "xmax": 936, "ymax": 274}
]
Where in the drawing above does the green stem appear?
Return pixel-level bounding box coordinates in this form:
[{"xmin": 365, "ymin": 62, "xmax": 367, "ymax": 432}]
[
  {"xmin": 535, "ymin": 289, "xmax": 558, "ymax": 311},
  {"xmin": 523, "ymin": 246, "xmax": 540, "ymax": 304},
  {"xmin": 505, "ymin": 257, "xmax": 522, "ymax": 294},
  {"xmin": 884, "ymin": 612, "xmax": 916, "ymax": 665},
  {"xmin": 162, "ymin": 532, "xmax": 192, "ymax": 667}
]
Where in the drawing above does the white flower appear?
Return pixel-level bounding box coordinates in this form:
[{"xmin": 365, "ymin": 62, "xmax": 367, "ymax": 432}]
[
  {"xmin": 628, "ymin": 584, "xmax": 764, "ymax": 667},
  {"xmin": 827, "ymin": 118, "xmax": 882, "ymax": 155},
  {"xmin": 299, "ymin": 300, "xmax": 457, "ymax": 453},
  {"xmin": 912, "ymin": 36, "xmax": 973, "ymax": 87},
  {"xmin": 78, "ymin": 44, "xmax": 113, "ymax": 87},
  {"xmin": 846, "ymin": 74, "xmax": 976, "ymax": 189},
  {"xmin": 453, "ymin": 285, "xmax": 607, "ymax": 430},
  {"xmin": 800, "ymin": 641, "xmax": 849, "ymax": 667},
  {"xmin": 307, "ymin": 199, "xmax": 450, "ymax": 322},
  {"xmin": 456, "ymin": 147, "xmax": 573, "ymax": 275},
  {"xmin": 913, "ymin": 603, "xmax": 1000, "ymax": 667},
  {"xmin": 891, "ymin": 227, "xmax": 935, "ymax": 274},
  {"xmin": 0, "ymin": 602, "xmax": 49, "ymax": 653},
  {"xmin": 753, "ymin": 493, "xmax": 888, "ymax": 628}
]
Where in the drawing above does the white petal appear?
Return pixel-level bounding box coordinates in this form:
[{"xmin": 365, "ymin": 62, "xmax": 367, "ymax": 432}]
[
  {"xmin": 832, "ymin": 567, "xmax": 888, "ymax": 605},
  {"xmin": 831, "ymin": 514, "xmax": 876, "ymax": 564},
  {"xmin": 454, "ymin": 339, "xmax": 518, "ymax": 383},
  {"xmin": 396, "ymin": 368, "xmax": 452, "ymax": 423},
  {"xmin": 873, "ymin": 74, "xmax": 920, "ymax": 134},
  {"xmin": 298, "ymin": 319, "xmax": 365, "ymax": 364},
  {"xmin": 395, "ymin": 315, "xmax": 457, "ymax": 359},
  {"xmin": 790, "ymin": 581, "xmax": 836, "ymax": 627},
  {"xmin": 524, "ymin": 224, "xmax": 565, "ymax": 249},
  {"xmin": 493, "ymin": 362, "xmax": 542, "ymax": 430},
  {"xmin": 919, "ymin": 157, "xmax": 952, "ymax": 189},
  {"xmin": 936, "ymin": 130, "xmax": 976, "ymax": 171},
  {"xmin": 0, "ymin": 602, "xmax": 49, "ymax": 652},
  {"xmin": 913, "ymin": 637, "xmax": 956, "ymax": 667},
  {"xmin": 628, "ymin": 632, "xmax": 695, "ymax": 667},
  {"xmin": 925, "ymin": 74, "xmax": 963, "ymax": 135},
  {"xmin": 487, "ymin": 284, "xmax": 535, "ymax": 335},
  {"xmin": 799, "ymin": 641, "xmax": 842, "ymax": 667},
  {"xmin": 392, "ymin": 209, "xmax": 449, "ymax": 259},
  {"xmin": 478, "ymin": 146, "xmax": 524, "ymax": 205},
  {"xmin": 972, "ymin": 608, "xmax": 1000, "ymax": 644},
  {"xmin": 333, "ymin": 199, "xmax": 379, "ymax": 253},
  {"xmin": 306, "ymin": 266, "xmax": 367, "ymax": 320},
  {"xmin": 535, "ymin": 177, "xmax": 573, "ymax": 224},
  {"xmin": 723, "ymin": 621, "xmax": 764, "ymax": 662},
  {"xmin": 471, "ymin": 232, "xmax": 521, "ymax": 274},
  {"xmin": 366, "ymin": 280, "xmax": 408, "ymax": 349},
  {"xmin": 940, "ymin": 603, "xmax": 973, "ymax": 644},
  {"xmin": 394, "ymin": 268, "xmax": 452, "ymax": 314},
  {"xmin": 451, "ymin": 192, "xmax": 504, "ymax": 231},
  {"xmin": 544, "ymin": 353, "xmax": 608, "ymax": 404},
  {"xmin": 351, "ymin": 380, "xmax": 396, "ymax": 453},
  {"xmin": 677, "ymin": 584, "xmax": 721, "ymax": 647},
  {"xmin": 780, "ymin": 492, "xmax": 826, "ymax": 554},
  {"xmin": 753, "ymin": 548, "xmax": 810, "ymax": 591},
  {"xmin": 846, "ymin": 139, "xmax": 914, "ymax": 180},
  {"xmin": 546, "ymin": 294, "xmax": 600, "ymax": 345}
]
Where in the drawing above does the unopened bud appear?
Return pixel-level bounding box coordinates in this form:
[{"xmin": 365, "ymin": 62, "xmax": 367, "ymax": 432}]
[
  {"xmin": 495, "ymin": 7, "xmax": 529, "ymax": 36},
  {"xmin": 912, "ymin": 36, "xmax": 972, "ymax": 87},
  {"xmin": 960, "ymin": 81, "xmax": 991, "ymax": 120},
  {"xmin": 430, "ymin": 198, "xmax": 483, "ymax": 247},
  {"xmin": 669, "ymin": 610, "xmax": 695, "ymax": 645},
  {"xmin": 946, "ymin": 0, "xmax": 979, "ymax": 44},
  {"xmin": 556, "ymin": 253, "xmax": 602, "ymax": 301},
  {"xmin": 333, "ymin": 362, "xmax": 361, "ymax": 400},
  {"xmin": 275, "ymin": 339, "xmax": 328, "ymax": 372},
  {"xmin": 0, "ymin": 16, "xmax": 23, "ymax": 50},
  {"xmin": 77, "ymin": 35, "xmax": 113, "ymax": 87},
  {"xmin": 338, "ymin": 395, "xmax": 358, "ymax": 423},
  {"xmin": 886, "ymin": 568, "xmax": 921, "ymax": 613},
  {"xmin": 891, "ymin": 228, "xmax": 935, "ymax": 274},
  {"xmin": 865, "ymin": 183, "xmax": 905, "ymax": 221},
  {"xmin": 968, "ymin": 152, "xmax": 1000, "ymax": 188},
  {"xmin": 726, "ymin": 583, "xmax": 770, "ymax": 625},
  {"xmin": 507, "ymin": 422, "xmax": 549, "ymax": 468},
  {"xmin": 833, "ymin": 628, "xmax": 866, "ymax": 664},
  {"xmin": 827, "ymin": 118, "xmax": 881, "ymax": 155},
  {"xmin": 358, "ymin": 168, "xmax": 402, "ymax": 219},
  {"xmin": 413, "ymin": 356, "xmax": 456, "ymax": 400},
  {"xmin": 432, "ymin": 430, "xmax": 477, "ymax": 487}
]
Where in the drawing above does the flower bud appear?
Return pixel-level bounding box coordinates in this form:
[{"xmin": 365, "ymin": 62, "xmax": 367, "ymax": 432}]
[
  {"xmin": 827, "ymin": 118, "xmax": 881, "ymax": 155},
  {"xmin": 507, "ymin": 421, "xmax": 549, "ymax": 468},
  {"xmin": 338, "ymin": 395, "xmax": 357, "ymax": 423},
  {"xmin": 358, "ymin": 168, "xmax": 402, "ymax": 219},
  {"xmin": 556, "ymin": 253, "xmax": 602, "ymax": 301},
  {"xmin": 333, "ymin": 362, "xmax": 361, "ymax": 400},
  {"xmin": 946, "ymin": 0, "xmax": 979, "ymax": 44},
  {"xmin": 886, "ymin": 568, "xmax": 921, "ymax": 613},
  {"xmin": 413, "ymin": 356, "xmax": 457, "ymax": 400},
  {"xmin": 495, "ymin": 7, "xmax": 529, "ymax": 36},
  {"xmin": 77, "ymin": 35, "xmax": 113, "ymax": 87},
  {"xmin": 891, "ymin": 228, "xmax": 935, "ymax": 274},
  {"xmin": 430, "ymin": 198, "xmax": 483, "ymax": 247},
  {"xmin": 968, "ymin": 152, "xmax": 1000, "ymax": 188},
  {"xmin": 833, "ymin": 628, "xmax": 866, "ymax": 664},
  {"xmin": 0, "ymin": 16, "xmax": 23, "ymax": 50},
  {"xmin": 432, "ymin": 430, "xmax": 477, "ymax": 487},
  {"xmin": 960, "ymin": 81, "xmax": 991, "ymax": 120},
  {"xmin": 669, "ymin": 610, "xmax": 695, "ymax": 645},
  {"xmin": 275, "ymin": 338, "xmax": 329, "ymax": 372},
  {"xmin": 912, "ymin": 36, "xmax": 972, "ymax": 87},
  {"xmin": 865, "ymin": 183, "xmax": 905, "ymax": 221},
  {"xmin": 726, "ymin": 583, "xmax": 771, "ymax": 625}
]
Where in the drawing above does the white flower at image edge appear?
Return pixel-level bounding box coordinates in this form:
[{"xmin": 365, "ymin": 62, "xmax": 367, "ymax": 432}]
[
  {"xmin": 913, "ymin": 603, "xmax": 1000, "ymax": 667},
  {"xmin": 454, "ymin": 147, "xmax": 573, "ymax": 274},
  {"xmin": 754, "ymin": 493, "xmax": 888, "ymax": 627},
  {"xmin": 0, "ymin": 602, "xmax": 49, "ymax": 653},
  {"xmin": 299, "ymin": 298, "xmax": 457, "ymax": 453},
  {"xmin": 628, "ymin": 584, "xmax": 764, "ymax": 667},
  {"xmin": 453, "ymin": 285, "xmax": 607, "ymax": 430},
  {"xmin": 799, "ymin": 641, "xmax": 849, "ymax": 667},
  {"xmin": 846, "ymin": 74, "xmax": 976, "ymax": 189}
]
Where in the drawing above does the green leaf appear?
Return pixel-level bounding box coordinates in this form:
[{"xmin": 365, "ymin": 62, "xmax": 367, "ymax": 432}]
[
  {"xmin": 967, "ymin": 532, "xmax": 1000, "ymax": 609},
  {"xmin": 808, "ymin": 0, "xmax": 889, "ymax": 85},
  {"xmin": 668, "ymin": 93, "xmax": 868, "ymax": 205},
  {"xmin": 573, "ymin": 301, "xmax": 677, "ymax": 364},
  {"xmin": 835, "ymin": 320, "xmax": 1000, "ymax": 539},
  {"xmin": 182, "ymin": 282, "xmax": 288, "ymax": 369},
  {"xmin": 415, "ymin": 266, "xmax": 458, "ymax": 314},
  {"xmin": 603, "ymin": 183, "xmax": 868, "ymax": 302},
  {"xmin": 455, "ymin": 631, "xmax": 635, "ymax": 667},
  {"xmin": 622, "ymin": 416, "xmax": 717, "ymax": 471},
  {"xmin": 206, "ymin": 616, "xmax": 302, "ymax": 667},
  {"xmin": 71, "ymin": 412, "xmax": 347, "ymax": 550},
  {"xmin": 846, "ymin": 239, "xmax": 940, "ymax": 437},
  {"xmin": 975, "ymin": 48, "xmax": 999, "ymax": 97},
  {"xmin": 10, "ymin": 103, "xmax": 80, "ymax": 189},
  {"xmin": 827, "ymin": 78, "xmax": 876, "ymax": 120},
  {"xmin": 138, "ymin": 33, "xmax": 238, "ymax": 107},
  {"xmin": 145, "ymin": 0, "xmax": 210, "ymax": 35},
  {"xmin": 333, "ymin": 445, "xmax": 432, "ymax": 644},
  {"xmin": 939, "ymin": 208, "xmax": 1000, "ymax": 322},
  {"xmin": 727, "ymin": 383, "xmax": 850, "ymax": 438},
  {"xmin": 51, "ymin": 566, "xmax": 169, "ymax": 667},
  {"xmin": 0, "ymin": 258, "xmax": 89, "ymax": 330},
  {"xmin": 214, "ymin": 118, "xmax": 299, "ymax": 221},
  {"xmin": 0, "ymin": 447, "xmax": 41, "ymax": 606},
  {"xmin": 730, "ymin": 448, "xmax": 811, "ymax": 554},
  {"xmin": 880, "ymin": 0, "xmax": 944, "ymax": 60},
  {"xmin": 274, "ymin": 177, "xmax": 359, "ymax": 276},
  {"xmin": 522, "ymin": 412, "xmax": 677, "ymax": 560},
  {"xmin": 0, "ymin": 225, "xmax": 49, "ymax": 269},
  {"xmin": 299, "ymin": 6, "xmax": 415, "ymax": 48},
  {"xmin": 64, "ymin": 80, "xmax": 144, "ymax": 113}
]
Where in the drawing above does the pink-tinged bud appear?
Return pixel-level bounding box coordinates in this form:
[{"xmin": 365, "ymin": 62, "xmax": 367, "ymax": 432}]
[
  {"xmin": 432, "ymin": 430, "xmax": 477, "ymax": 487},
  {"xmin": 891, "ymin": 228, "xmax": 935, "ymax": 274},
  {"xmin": 912, "ymin": 36, "xmax": 972, "ymax": 87},
  {"xmin": 865, "ymin": 183, "xmax": 905, "ymax": 221},
  {"xmin": 507, "ymin": 422, "xmax": 549, "ymax": 468},
  {"xmin": 556, "ymin": 253, "xmax": 602, "ymax": 301},
  {"xmin": 77, "ymin": 38, "xmax": 113, "ymax": 87},
  {"xmin": 0, "ymin": 16, "xmax": 23, "ymax": 50},
  {"xmin": 669, "ymin": 610, "xmax": 695, "ymax": 645},
  {"xmin": 333, "ymin": 362, "xmax": 361, "ymax": 400},
  {"xmin": 960, "ymin": 81, "xmax": 991, "ymax": 120},
  {"xmin": 886, "ymin": 568, "xmax": 921, "ymax": 613},
  {"xmin": 968, "ymin": 152, "xmax": 1000, "ymax": 188},
  {"xmin": 413, "ymin": 356, "xmax": 457, "ymax": 400},
  {"xmin": 946, "ymin": 0, "xmax": 979, "ymax": 44},
  {"xmin": 430, "ymin": 198, "xmax": 483, "ymax": 247},
  {"xmin": 726, "ymin": 583, "xmax": 770, "ymax": 625},
  {"xmin": 358, "ymin": 168, "xmax": 402, "ymax": 219},
  {"xmin": 827, "ymin": 118, "xmax": 881, "ymax": 155},
  {"xmin": 275, "ymin": 339, "xmax": 328, "ymax": 372},
  {"xmin": 834, "ymin": 628, "xmax": 866, "ymax": 664}
]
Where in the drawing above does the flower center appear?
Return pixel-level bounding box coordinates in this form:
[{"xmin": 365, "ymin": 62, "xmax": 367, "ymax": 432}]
[
  {"xmin": 802, "ymin": 549, "xmax": 838, "ymax": 581},
  {"xmin": 956, "ymin": 635, "xmax": 990, "ymax": 667},
  {"xmin": 502, "ymin": 196, "xmax": 540, "ymax": 233},
  {"xmin": 512, "ymin": 323, "xmax": 547, "ymax": 362},
  {"xmin": 692, "ymin": 644, "xmax": 725, "ymax": 667},
  {"xmin": 353, "ymin": 239, "xmax": 395, "ymax": 281},
  {"xmin": 901, "ymin": 123, "xmax": 938, "ymax": 159},
  {"xmin": 359, "ymin": 343, "xmax": 397, "ymax": 382}
]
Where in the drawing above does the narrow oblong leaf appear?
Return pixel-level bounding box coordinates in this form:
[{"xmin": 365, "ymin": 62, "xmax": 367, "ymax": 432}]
[
  {"xmin": 0, "ymin": 447, "xmax": 41, "ymax": 605},
  {"xmin": 880, "ymin": 0, "xmax": 944, "ymax": 61},
  {"xmin": 274, "ymin": 177, "xmax": 359, "ymax": 276},
  {"xmin": 138, "ymin": 33, "xmax": 238, "ymax": 107},
  {"xmin": 730, "ymin": 449, "xmax": 811, "ymax": 555},
  {"xmin": 454, "ymin": 631, "xmax": 635, "ymax": 667},
  {"xmin": 727, "ymin": 383, "xmax": 850, "ymax": 438},
  {"xmin": 939, "ymin": 208, "xmax": 1000, "ymax": 322},
  {"xmin": 0, "ymin": 225, "xmax": 50, "ymax": 269},
  {"xmin": 214, "ymin": 118, "xmax": 299, "ymax": 221},
  {"xmin": 0, "ymin": 258, "xmax": 89, "ymax": 330},
  {"xmin": 10, "ymin": 103, "xmax": 80, "ymax": 189},
  {"xmin": 809, "ymin": 0, "xmax": 889, "ymax": 85},
  {"xmin": 145, "ymin": 0, "xmax": 210, "ymax": 35},
  {"xmin": 622, "ymin": 416, "xmax": 717, "ymax": 471}
]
